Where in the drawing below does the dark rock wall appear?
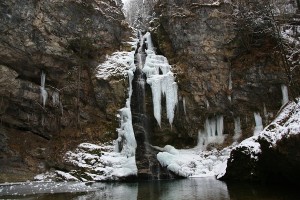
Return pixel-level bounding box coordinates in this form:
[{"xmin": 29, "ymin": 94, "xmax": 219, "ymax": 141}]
[
  {"xmin": 148, "ymin": 0, "xmax": 295, "ymax": 147},
  {"xmin": 0, "ymin": 0, "xmax": 131, "ymax": 182}
]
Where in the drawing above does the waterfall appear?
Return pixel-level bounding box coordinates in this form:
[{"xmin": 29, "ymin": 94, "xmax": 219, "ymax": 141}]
[
  {"xmin": 281, "ymin": 84, "xmax": 289, "ymax": 105},
  {"xmin": 253, "ymin": 112, "xmax": 263, "ymax": 136},
  {"xmin": 129, "ymin": 31, "xmax": 179, "ymax": 179},
  {"xmin": 40, "ymin": 71, "xmax": 48, "ymax": 107}
]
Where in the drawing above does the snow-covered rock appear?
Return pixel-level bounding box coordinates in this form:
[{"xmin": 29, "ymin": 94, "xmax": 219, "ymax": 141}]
[{"xmin": 220, "ymin": 99, "xmax": 300, "ymax": 182}]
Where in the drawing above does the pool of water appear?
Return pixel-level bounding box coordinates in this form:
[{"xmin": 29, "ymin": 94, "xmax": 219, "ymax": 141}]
[{"xmin": 0, "ymin": 177, "xmax": 299, "ymax": 200}]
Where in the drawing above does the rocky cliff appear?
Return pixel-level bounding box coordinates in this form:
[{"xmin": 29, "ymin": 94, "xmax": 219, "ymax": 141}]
[
  {"xmin": 146, "ymin": 0, "xmax": 299, "ymax": 148},
  {"xmin": 0, "ymin": 0, "xmax": 131, "ymax": 182},
  {"xmin": 1, "ymin": 0, "xmax": 299, "ymax": 182}
]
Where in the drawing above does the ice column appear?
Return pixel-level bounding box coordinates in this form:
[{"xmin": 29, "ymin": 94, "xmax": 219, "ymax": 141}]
[
  {"xmin": 142, "ymin": 32, "xmax": 178, "ymax": 126},
  {"xmin": 281, "ymin": 84, "xmax": 289, "ymax": 105},
  {"xmin": 52, "ymin": 91, "xmax": 60, "ymax": 106},
  {"xmin": 233, "ymin": 117, "xmax": 242, "ymax": 141},
  {"xmin": 40, "ymin": 71, "xmax": 48, "ymax": 107},
  {"xmin": 197, "ymin": 116, "xmax": 225, "ymax": 149},
  {"xmin": 253, "ymin": 112, "xmax": 263, "ymax": 136},
  {"xmin": 228, "ymin": 72, "xmax": 232, "ymax": 102},
  {"xmin": 115, "ymin": 68, "xmax": 137, "ymax": 157}
]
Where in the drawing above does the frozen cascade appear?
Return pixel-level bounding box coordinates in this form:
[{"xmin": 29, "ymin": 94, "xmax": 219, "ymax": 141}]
[
  {"xmin": 115, "ymin": 68, "xmax": 137, "ymax": 157},
  {"xmin": 40, "ymin": 71, "xmax": 48, "ymax": 107},
  {"xmin": 281, "ymin": 84, "xmax": 289, "ymax": 105},
  {"xmin": 198, "ymin": 116, "xmax": 225, "ymax": 149},
  {"xmin": 253, "ymin": 112, "xmax": 263, "ymax": 136},
  {"xmin": 233, "ymin": 117, "xmax": 242, "ymax": 141},
  {"xmin": 142, "ymin": 32, "xmax": 178, "ymax": 126}
]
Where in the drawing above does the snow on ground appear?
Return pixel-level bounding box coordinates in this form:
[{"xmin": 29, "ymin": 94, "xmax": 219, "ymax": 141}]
[
  {"xmin": 35, "ymin": 143, "xmax": 137, "ymax": 181},
  {"xmin": 157, "ymin": 99, "xmax": 300, "ymax": 179},
  {"xmin": 157, "ymin": 145, "xmax": 233, "ymax": 179}
]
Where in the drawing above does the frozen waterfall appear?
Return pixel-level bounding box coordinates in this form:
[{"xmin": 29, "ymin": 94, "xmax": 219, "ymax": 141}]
[{"xmin": 142, "ymin": 32, "xmax": 178, "ymax": 126}]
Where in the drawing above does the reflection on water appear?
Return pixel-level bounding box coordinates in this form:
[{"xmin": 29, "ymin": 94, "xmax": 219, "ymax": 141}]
[{"xmin": 1, "ymin": 177, "xmax": 300, "ymax": 200}]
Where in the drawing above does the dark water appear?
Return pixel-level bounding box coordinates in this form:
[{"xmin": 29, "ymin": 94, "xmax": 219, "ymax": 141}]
[{"xmin": 0, "ymin": 177, "xmax": 299, "ymax": 200}]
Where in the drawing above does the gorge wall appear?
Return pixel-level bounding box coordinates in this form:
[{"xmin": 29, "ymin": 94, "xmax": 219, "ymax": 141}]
[
  {"xmin": 0, "ymin": 0, "xmax": 131, "ymax": 182},
  {"xmin": 146, "ymin": 0, "xmax": 299, "ymax": 148},
  {"xmin": 0, "ymin": 0, "xmax": 299, "ymax": 182}
]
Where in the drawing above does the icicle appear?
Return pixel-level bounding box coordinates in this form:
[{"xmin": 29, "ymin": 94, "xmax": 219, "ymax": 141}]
[
  {"xmin": 198, "ymin": 116, "xmax": 225, "ymax": 150},
  {"xmin": 228, "ymin": 72, "xmax": 232, "ymax": 102},
  {"xmin": 216, "ymin": 116, "xmax": 224, "ymax": 137},
  {"xmin": 144, "ymin": 32, "xmax": 154, "ymax": 53},
  {"xmin": 142, "ymin": 32, "xmax": 178, "ymax": 126},
  {"xmin": 233, "ymin": 117, "xmax": 241, "ymax": 141},
  {"xmin": 52, "ymin": 91, "xmax": 59, "ymax": 106},
  {"xmin": 253, "ymin": 112, "xmax": 263, "ymax": 136},
  {"xmin": 147, "ymin": 76, "xmax": 162, "ymax": 126},
  {"xmin": 183, "ymin": 97, "xmax": 187, "ymax": 115},
  {"xmin": 281, "ymin": 84, "xmax": 289, "ymax": 105},
  {"xmin": 40, "ymin": 71, "xmax": 48, "ymax": 107}
]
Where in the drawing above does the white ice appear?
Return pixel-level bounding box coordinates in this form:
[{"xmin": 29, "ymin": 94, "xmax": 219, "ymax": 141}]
[
  {"xmin": 281, "ymin": 84, "xmax": 289, "ymax": 105},
  {"xmin": 40, "ymin": 71, "xmax": 48, "ymax": 107},
  {"xmin": 142, "ymin": 32, "xmax": 178, "ymax": 126},
  {"xmin": 233, "ymin": 117, "xmax": 242, "ymax": 141},
  {"xmin": 253, "ymin": 112, "xmax": 263, "ymax": 136},
  {"xmin": 198, "ymin": 116, "xmax": 225, "ymax": 150}
]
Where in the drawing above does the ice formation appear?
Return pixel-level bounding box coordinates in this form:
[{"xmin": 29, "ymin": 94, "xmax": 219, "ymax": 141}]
[
  {"xmin": 228, "ymin": 72, "xmax": 232, "ymax": 101},
  {"xmin": 115, "ymin": 70, "xmax": 137, "ymax": 157},
  {"xmin": 198, "ymin": 116, "xmax": 225, "ymax": 149},
  {"xmin": 142, "ymin": 32, "xmax": 178, "ymax": 126},
  {"xmin": 158, "ymin": 98, "xmax": 300, "ymax": 179},
  {"xmin": 40, "ymin": 71, "xmax": 48, "ymax": 107},
  {"xmin": 253, "ymin": 112, "xmax": 263, "ymax": 136},
  {"xmin": 281, "ymin": 84, "xmax": 289, "ymax": 105},
  {"xmin": 52, "ymin": 91, "xmax": 60, "ymax": 106},
  {"xmin": 157, "ymin": 145, "xmax": 232, "ymax": 178},
  {"xmin": 233, "ymin": 117, "xmax": 242, "ymax": 141}
]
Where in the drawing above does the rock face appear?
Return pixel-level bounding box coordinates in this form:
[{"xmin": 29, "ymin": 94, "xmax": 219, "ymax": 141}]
[
  {"xmin": 221, "ymin": 100, "xmax": 300, "ymax": 183},
  {"xmin": 146, "ymin": 0, "xmax": 299, "ymax": 148},
  {"xmin": 0, "ymin": 0, "xmax": 131, "ymax": 182}
]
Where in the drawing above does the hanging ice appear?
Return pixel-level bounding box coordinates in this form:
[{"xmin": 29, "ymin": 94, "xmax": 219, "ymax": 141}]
[
  {"xmin": 52, "ymin": 91, "xmax": 60, "ymax": 106},
  {"xmin": 198, "ymin": 116, "xmax": 225, "ymax": 150},
  {"xmin": 115, "ymin": 61, "xmax": 137, "ymax": 157},
  {"xmin": 233, "ymin": 117, "xmax": 242, "ymax": 141},
  {"xmin": 228, "ymin": 72, "xmax": 232, "ymax": 102},
  {"xmin": 142, "ymin": 32, "xmax": 178, "ymax": 126},
  {"xmin": 40, "ymin": 71, "xmax": 48, "ymax": 107},
  {"xmin": 281, "ymin": 84, "xmax": 289, "ymax": 105},
  {"xmin": 253, "ymin": 112, "xmax": 263, "ymax": 136}
]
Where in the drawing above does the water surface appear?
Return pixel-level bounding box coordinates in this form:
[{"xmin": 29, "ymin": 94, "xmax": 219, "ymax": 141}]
[{"xmin": 0, "ymin": 177, "xmax": 299, "ymax": 200}]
